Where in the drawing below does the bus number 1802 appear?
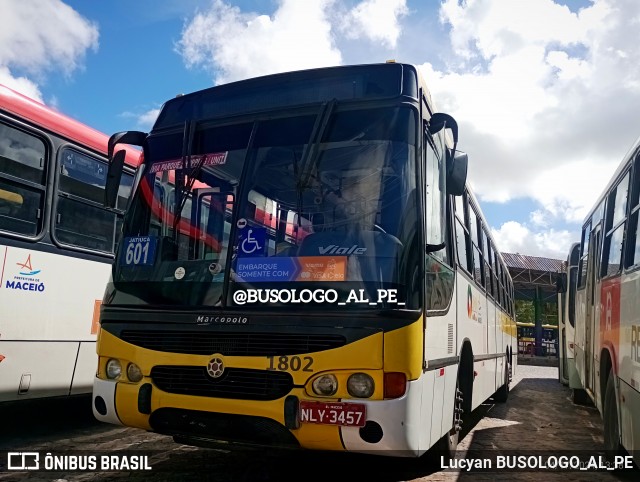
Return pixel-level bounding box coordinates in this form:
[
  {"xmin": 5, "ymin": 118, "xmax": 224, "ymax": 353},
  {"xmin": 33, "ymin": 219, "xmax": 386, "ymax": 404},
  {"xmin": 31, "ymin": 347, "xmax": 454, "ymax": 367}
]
[{"xmin": 266, "ymin": 355, "xmax": 314, "ymax": 372}]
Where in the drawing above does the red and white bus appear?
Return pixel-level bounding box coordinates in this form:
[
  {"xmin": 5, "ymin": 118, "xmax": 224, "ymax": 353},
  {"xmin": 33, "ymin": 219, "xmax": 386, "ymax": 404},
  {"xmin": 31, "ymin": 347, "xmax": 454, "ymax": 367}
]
[
  {"xmin": 0, "ymin": 84, "xmax": 140, "ymax": 402},
  {"xmin": 570, "ymin": 135, "xmax": 640, "ymax": 464}
]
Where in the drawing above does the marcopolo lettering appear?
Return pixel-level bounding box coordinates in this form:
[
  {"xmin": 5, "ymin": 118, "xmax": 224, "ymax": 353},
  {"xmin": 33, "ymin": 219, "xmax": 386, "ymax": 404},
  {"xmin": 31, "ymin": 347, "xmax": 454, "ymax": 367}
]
[
  {"xmin": 318, "ymin": 244, "xmax": 367, "ymax": 255},
  {"xmin": 196, "ymin": 315, "xmax": 248, "ymax": 324}
]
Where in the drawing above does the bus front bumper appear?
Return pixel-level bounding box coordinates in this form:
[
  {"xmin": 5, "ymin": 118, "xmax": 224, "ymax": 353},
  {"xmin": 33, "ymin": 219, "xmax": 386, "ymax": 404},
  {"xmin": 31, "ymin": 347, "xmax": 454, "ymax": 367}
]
[
  {"xmin": 92, "ymin": 376, "xmax": 425, "ymax": 455},
  {"xmin": 93, "ymin": 377, "xmax": 123, "ymax": 426}
]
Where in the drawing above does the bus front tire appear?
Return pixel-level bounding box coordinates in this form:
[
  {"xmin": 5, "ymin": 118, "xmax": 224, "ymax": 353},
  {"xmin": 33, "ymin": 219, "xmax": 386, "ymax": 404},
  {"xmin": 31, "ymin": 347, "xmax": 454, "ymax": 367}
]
[{"xmin": 603, "ymin": 369, "xmax": 623, "ymax": 461}]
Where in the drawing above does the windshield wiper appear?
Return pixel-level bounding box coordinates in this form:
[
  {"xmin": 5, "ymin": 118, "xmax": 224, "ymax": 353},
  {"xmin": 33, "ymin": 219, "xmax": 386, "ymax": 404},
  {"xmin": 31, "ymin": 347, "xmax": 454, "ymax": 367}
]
[
  {"xmin": 294, "ymin": 99, "xmax": 337, "ymax": 224},
  {"xmin": 173, "ymin": 121, "xmax": 198, "ymax": 236}
]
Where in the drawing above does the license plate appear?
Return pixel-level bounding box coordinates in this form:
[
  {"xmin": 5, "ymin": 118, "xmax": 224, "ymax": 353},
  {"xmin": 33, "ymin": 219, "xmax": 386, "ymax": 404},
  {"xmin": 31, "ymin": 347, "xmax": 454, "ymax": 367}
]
[{"xmin": 299, "ymin": 401, "xmax": 366, "ymax": 427}]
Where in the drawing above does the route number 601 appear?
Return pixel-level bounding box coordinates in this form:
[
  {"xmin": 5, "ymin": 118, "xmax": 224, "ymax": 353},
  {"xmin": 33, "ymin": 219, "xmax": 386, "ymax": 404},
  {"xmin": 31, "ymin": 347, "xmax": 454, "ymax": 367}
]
[{"xmin": 121, "ymin": 236, "xmax": 156, "ymax": 266}]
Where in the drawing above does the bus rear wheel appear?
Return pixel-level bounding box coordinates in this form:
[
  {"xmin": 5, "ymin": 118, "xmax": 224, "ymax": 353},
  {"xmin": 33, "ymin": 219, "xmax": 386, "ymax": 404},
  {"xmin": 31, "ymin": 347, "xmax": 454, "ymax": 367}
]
[
  {"xmin": 493, "ymin": 364, "xmax": 509, "ymax": 403},
  {"xmin": 603, "ymin": 368, "xmax": 623, "ymax": 461}
]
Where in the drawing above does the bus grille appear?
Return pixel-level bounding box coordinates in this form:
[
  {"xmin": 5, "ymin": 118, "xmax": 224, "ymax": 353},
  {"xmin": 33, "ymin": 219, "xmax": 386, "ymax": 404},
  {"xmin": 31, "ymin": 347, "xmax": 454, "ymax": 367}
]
[
  {"xmin": 121, "ymin": 330, "xmax": 346, "ymax": 356},
  {"xmin": 150, "ymin": 366, "xmax": 293, "ymax": 401}
]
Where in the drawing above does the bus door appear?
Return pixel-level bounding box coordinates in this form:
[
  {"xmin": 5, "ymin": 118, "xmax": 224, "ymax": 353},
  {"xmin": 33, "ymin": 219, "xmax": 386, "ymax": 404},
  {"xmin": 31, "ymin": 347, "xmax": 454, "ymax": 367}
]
[{"xmin": 584, "ymin": 224, "xmax": 602, "ymax": 394}]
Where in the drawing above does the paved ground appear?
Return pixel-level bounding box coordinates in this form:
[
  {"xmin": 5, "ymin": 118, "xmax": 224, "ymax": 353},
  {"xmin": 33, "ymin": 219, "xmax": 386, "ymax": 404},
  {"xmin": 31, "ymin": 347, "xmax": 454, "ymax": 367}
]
[{"xmin": 0, "ymin": 365, "xmax": 636, "ymax": 481}]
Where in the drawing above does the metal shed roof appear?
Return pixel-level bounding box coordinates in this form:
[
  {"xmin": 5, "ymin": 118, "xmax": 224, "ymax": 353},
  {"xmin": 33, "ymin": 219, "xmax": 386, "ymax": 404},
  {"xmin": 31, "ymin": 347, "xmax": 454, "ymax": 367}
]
[{"xmin": 502, "ymin": 252, "xmax": 564, "ymax": 273}]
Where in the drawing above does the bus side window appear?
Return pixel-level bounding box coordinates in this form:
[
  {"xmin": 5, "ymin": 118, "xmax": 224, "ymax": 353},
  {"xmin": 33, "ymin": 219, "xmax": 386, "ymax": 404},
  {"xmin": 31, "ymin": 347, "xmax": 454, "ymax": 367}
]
[
  {"xmin": 577, "ymin": 221, "xmax": 591, "ymax": 289},
  {"xmin": 483, "ymin": 232, "xmax": 493, "ymax": 298},
  {"xmin": 425, "ymin": 133, "xmax": 448, "ymax": 264},
  {"xmin": 625, "ymin": 159, "xmax": 640, "ymax": 268},
  {"xmin": 601, "ymin": 172, "xmax": 629, "ymax": 277},
  {"xmin": 55, "ymin": 148, "xmax": 133, "ymax": 253},
  {"xmin": 0, "ymin": 121, "xmax": 47, "ymax": 237},
  {"xmin": 468, "ymin": 204, "xmax": 484, "ymax": 287},
  {"xmin": 454, "ymin": 194, "xmax": 471, "ymax": 273},
  {"xmin": 424, "ymin": 134, "xmax": 454, "ymax": 312}
]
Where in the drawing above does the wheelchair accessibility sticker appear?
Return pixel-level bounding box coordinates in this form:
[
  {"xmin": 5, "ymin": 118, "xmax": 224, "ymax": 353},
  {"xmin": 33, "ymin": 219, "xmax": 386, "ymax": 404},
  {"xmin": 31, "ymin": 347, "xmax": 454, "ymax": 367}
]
[{"xmin": 237, "ymin": 227, "xmax": 267, "ymax": 257}]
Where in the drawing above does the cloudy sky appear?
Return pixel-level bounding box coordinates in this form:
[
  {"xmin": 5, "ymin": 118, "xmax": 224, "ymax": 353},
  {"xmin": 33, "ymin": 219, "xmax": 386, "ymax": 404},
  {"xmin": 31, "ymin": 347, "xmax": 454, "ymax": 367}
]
[{"xmin": 2, "ymin": 0, "xmax": 638, "ymax": 260}]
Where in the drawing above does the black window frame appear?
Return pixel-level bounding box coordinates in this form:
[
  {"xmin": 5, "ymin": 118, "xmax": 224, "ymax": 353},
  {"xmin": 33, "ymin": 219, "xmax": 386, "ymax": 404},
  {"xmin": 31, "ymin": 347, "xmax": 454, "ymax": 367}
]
[
  {"xmin": 0, "ymin": 117, "xmax": 49, "ymax": 239},
  {"xmin": 600, "ymin": 170, "xmax": 630, "ymax": 279},
  {"xmin": 624, "ymin": 156, "xmax": 640, "ymax": 270},
  {"xmin": 577, "ymin": 220, "xmax": 591, "ymax": 290},
  {"xmin": 52, "ymin": 145, "xmax": 134, "ymax": 256},
  {"xmin": 454, "ymin": 191, "xmax": 473, "ymax": 275}
]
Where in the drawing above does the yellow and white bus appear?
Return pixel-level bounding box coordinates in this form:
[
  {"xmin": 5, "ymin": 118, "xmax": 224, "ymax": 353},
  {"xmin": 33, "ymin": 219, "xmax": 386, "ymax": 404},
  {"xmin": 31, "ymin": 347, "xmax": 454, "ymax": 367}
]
[
  {"xmin": 517, "ymin": 321, "xmax": 558, "ymax": 356},
  {"xmin": 570, "ymin": 133, "xmax": 640, "ymax": 464},
  {"xmin": 93, "ymin": 62, "xmax": 517, "ymax": 457}
]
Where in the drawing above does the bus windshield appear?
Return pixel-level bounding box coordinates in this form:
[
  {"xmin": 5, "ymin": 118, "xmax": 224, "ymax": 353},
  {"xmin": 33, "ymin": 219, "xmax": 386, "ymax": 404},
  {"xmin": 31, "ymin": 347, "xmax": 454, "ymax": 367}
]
[{"xmin": 112, "ymin": 105, "xmax": 419, "ymax": 309}]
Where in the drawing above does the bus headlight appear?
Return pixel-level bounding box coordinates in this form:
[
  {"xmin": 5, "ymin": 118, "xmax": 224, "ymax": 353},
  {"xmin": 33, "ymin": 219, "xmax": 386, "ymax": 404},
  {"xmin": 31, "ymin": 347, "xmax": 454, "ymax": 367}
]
[
  {"xmin": 347, "ymin": 373, "xmax": 374, "ymax": 398},
  {"xmin": 105, "ymin": 359, "xmax": 122, "ymax": 380},
  {"xmin": 127, "ymin": 363, "xmax": 143, "ymax": 382},
  {"xmin": 312, "ymin": 374, "xmax": 338, "ymax": 396}
]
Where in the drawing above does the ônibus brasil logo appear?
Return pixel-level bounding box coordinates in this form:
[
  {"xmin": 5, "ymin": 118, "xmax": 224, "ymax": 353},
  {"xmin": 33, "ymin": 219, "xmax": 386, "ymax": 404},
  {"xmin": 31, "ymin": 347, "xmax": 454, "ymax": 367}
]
[{"xmin": 17, "ymin": 254, "xmax": 40, "ymax": 276}]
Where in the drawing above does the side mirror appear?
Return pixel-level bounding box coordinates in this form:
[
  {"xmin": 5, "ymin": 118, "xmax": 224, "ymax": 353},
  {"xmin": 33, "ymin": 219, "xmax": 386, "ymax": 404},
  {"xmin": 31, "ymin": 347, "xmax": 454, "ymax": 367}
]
[
  {"xmin": 428, "ymin": 113, "xmax": 458, "ymax": 148},
  {"xmin": 447, "ymin": 150, "xmax": 468, "ymax": 196},
  {"xmin": 105, "ymin": 150, "xmax": 126, "ymax": 208},
  {"xmin": 105, "ymin": 131, "xmax": 147, "ymax": 208},
  {"xmin": 428, "ymin": 113, "xmax": 467, "ymax": 196}
]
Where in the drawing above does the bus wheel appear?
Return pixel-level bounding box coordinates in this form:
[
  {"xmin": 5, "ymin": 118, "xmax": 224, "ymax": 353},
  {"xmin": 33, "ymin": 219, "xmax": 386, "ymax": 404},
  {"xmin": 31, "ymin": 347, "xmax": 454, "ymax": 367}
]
[
  {"xmin": 434, "ymin": 383, "xmax": 463, "ymax": 458},
  {"xmin": 603, "ymin": 369, "xmax": 622, "ymax": 461},
  {"xmin": 493, "ymin": 360, "xmax": 509, "ymax": 403}
]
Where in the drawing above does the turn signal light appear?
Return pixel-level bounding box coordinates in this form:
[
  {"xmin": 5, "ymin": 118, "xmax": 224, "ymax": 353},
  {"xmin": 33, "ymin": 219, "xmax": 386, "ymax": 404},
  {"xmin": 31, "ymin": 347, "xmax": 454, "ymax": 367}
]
[{"xmin": 384, "ymin": 372, "xmax": 406, "ymax": 399}]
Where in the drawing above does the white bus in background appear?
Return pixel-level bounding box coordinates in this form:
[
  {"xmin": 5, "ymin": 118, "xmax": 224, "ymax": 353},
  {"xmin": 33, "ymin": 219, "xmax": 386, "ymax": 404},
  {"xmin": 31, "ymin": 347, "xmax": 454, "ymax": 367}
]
[
  {"xmin": 557, "ymin": 243, "xmax": 590, "ymax": 403},
  {"xmin": 0, "ymin": 84, "xmax": 140, "ymax": 402},
  {"xmin": 571, "ymin": 134, "xmax": 640, "ymax": 464}
]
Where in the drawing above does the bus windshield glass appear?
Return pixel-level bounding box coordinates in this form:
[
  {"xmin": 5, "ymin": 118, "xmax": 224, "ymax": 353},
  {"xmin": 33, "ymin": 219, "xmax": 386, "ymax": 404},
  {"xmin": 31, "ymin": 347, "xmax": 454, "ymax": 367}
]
[{"xmin": 113, "ymin": 106, "xmax": 419, "ymax": 309}]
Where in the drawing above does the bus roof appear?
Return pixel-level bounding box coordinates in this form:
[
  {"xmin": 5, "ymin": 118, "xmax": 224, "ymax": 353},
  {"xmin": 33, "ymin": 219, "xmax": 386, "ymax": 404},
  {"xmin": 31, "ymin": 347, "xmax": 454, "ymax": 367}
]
[
  {"xmin": 154, "ymin": 63, "xmax": 427, "ymax": 130},
  {"xmin": 0, "ymin": 84, "xmax": 141, "ymax": 167}
]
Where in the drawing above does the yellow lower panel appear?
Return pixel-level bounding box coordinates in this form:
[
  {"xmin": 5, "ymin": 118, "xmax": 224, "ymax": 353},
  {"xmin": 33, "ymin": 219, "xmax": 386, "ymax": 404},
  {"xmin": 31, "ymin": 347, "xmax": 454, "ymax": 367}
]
[
  {"xmin": 115, "ymin": 383, "xmax": 151, "ymax": 430},
  {"xmin": 114, "ymin": 383, "xmax": 345, "ymax": 451},
  {"xmin": 294, "ymin": 422, "xmax": 343, "ymax": 451}
]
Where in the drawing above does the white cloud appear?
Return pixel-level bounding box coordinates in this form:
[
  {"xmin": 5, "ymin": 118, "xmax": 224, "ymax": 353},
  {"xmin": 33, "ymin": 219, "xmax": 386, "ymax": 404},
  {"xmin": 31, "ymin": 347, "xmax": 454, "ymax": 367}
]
[
  {"xmin": 0, "ymin": 66, "xmax": 43, "ymax": 102},
  {"xmin": 529, "ymin": 210, "xmax": 548, "ymax": 228},
  {"xmin": 177, "ymin": 0, "xmax": 414, "ymax": 84},
  {"xmin": 492, "ymin": 221, "xmax": 577, "ymax": 259},
  {"xmin": 177, "ymin": 0, "xmax": 342, "ymax": 85},
  {"xmin": 0, "ymin": 0, "xmax": 98, "ymax": 99},
  {"xmin": 440, "ymin": 0, "xmax": 588, "ymax": 60},
  {"xmin": 120, "ymin": 108, "xmax": 161, "ymax": 131},
  {"xmin": 421, "ymin": 0, "xmax": 640, "ymax": 227},
  {"xmin": 137, "ymin": 108, "xmax": 161, "ymax": 130},
  {"xmin": 339, "ymin": 0, "xmax": 408, "ymax": 48}
]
